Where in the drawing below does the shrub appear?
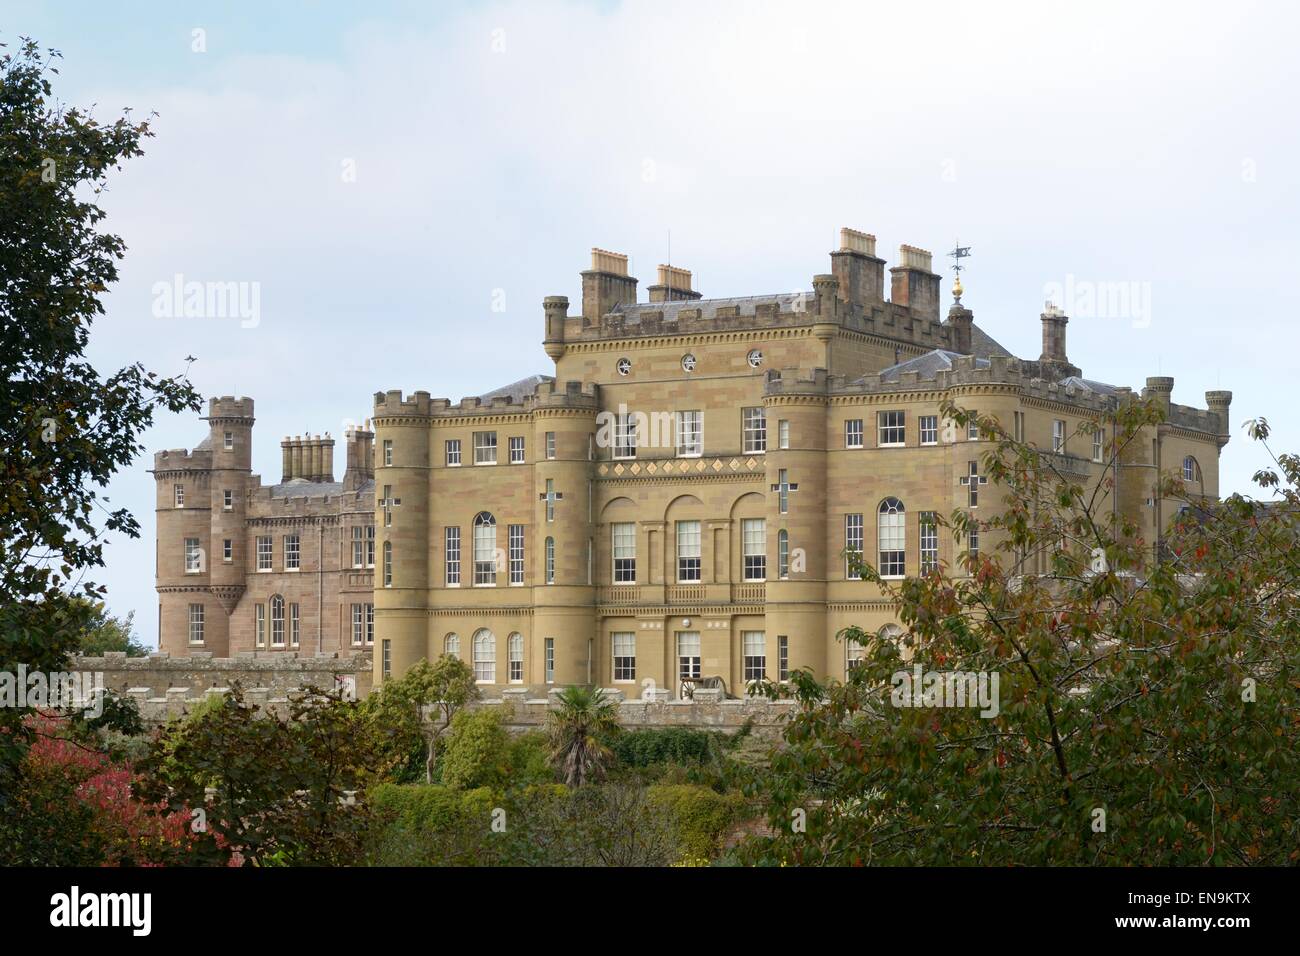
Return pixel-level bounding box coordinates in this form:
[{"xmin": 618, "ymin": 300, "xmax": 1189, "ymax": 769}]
[
  {"xmin": 647, "ymin": 784, "xmax": 744, "ymax": 860},
  {"xmin": 440, "ymin": 709, "xmax": 510, "ymax": 790}
]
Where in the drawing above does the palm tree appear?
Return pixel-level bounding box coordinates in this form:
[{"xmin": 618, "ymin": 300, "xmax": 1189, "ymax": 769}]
[{"xmin": 545, "ymin": 686, "xmax": 620, "ymax": 788}]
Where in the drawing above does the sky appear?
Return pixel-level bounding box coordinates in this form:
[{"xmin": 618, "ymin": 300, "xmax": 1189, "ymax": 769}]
[{"xmin": 4, "ymin": 0, "xmax": 1297, "ymax": 648}]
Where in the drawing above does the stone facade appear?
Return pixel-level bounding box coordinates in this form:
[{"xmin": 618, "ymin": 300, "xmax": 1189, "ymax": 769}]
[
  {"xmin": 369, "ymin": 229, "xmax": 1230, "ymax": 696},
  {"xmin": 152, "ymin": 227, "xmax": 1230, "ymax": 700}
]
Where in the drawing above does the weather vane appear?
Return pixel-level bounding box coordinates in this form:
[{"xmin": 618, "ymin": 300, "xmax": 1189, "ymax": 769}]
[{"xmin": 947, "ymin": 241, "xmax": 971, "ymax": 302}]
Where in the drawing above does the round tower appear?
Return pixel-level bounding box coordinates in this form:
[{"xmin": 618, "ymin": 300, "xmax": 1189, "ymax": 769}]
[
  {"xmin": 203, "ymin": 396, "xmax": 254, "ymax": 655},
  {"xmin": 531, "ymin": 380, "xmax": 598, "ymax": 687},
  {"xmin": 372, "ymin": 390, "xmax": 432, "ymax": 684}
]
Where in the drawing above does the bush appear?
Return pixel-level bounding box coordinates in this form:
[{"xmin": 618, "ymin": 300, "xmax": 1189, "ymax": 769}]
[
  {"xmin": 506, "ymin": 731, "xmax": 556, "ymax": 787},
  {"xmin": 647, "ymin": 784, "xmax": 745, "ymax": 860},
  {"xmin": 440, "ymin": 710, "xmax": 510, "ymax": 790},
  {"xmin": 612, "ymin": 727, "xmax": 723, "ymax": 768}
]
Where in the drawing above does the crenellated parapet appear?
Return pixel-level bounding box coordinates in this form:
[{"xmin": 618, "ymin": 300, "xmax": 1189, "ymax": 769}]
[{"xmin": 152, "ymin": 447, "xmax": 213, "ymax": 474}]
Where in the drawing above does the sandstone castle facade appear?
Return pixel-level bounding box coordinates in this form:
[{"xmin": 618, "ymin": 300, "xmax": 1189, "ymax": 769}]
[{"xmin": 154, "ymin": 228, "xmax": 1231, "ymax": 697}]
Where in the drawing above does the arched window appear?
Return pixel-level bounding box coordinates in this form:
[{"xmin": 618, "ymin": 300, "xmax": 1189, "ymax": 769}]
[
  {"xmin": 508, "ymin": 633, "xmax": 524, "ymax": 683},
  {"xmin": 472, "ymin": 628, "xmax": 495, "ymax": 683},
  {"xmin": 777, "ymin": 529, "xmax": 790, "ymax": 579},
  {"xmin": 270, "ymin": 594, "xmax": 285, "ymax": 646},
  {"xmin": 444, "ymin": 633, "xmax": 460, "ymax": 659},
  {"xmin": 1183, "ymin": 456, "xmax": 1201, "ymax": 484},
  {"xmin": 473, "ymin": 512, "xmax": 497, "ymax": 585},
  {"xmin": 878, "ymin": 498, "xmax": 906, "ymax": 578},
  {"xmin": 545, "ymin": 537, "xmax": 555, "ymax": 584}
]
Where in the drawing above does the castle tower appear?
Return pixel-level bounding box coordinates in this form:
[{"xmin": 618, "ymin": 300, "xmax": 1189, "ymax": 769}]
[
  {"xmin": 532, "ymin": 377, "xmax": 599, "ymax": 685},
  {"xmin": 371, "ymin": 391, "xmax": 432, "ymax": 683},
  {"xmin": 204, "ymin": 397, "xmax": 254, "ymax": 654}
]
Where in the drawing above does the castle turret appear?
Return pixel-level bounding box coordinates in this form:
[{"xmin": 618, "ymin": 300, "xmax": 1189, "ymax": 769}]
[
  {"xmin": 945, "ymin": 275, "xmax": 974, "ymax": 354},
  {"xmin": 543, "ymin": 295, "xmax": 568, "ymax": 363}
]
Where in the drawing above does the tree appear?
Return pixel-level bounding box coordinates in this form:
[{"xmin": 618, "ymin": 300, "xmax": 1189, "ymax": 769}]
[
  {"xmin": 136, "ymin": 686, "xmax": 389, "ymax": 866},
  {"xmin": 69, "ymin": 596, "xmax": 149, "ymax": 657},
  {"xmin": 362, "ymin": 655, "xmax": 479, "ymax": 783},
  {"xmin": 0, "ymin": 37, "xmax": 200, "ymax": 799},
  {"xmin": 546, "ymin": 686, "xmax": 620, "ymax": 788},
  {"xmin": 743, "ymin": 399, "xmax": 1300, "ymax": 866}
]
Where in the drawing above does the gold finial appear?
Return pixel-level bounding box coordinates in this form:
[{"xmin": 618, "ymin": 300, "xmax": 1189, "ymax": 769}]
[{"xmin": 953, "ymin": 275, "xmax": 964, "ymax": 300}]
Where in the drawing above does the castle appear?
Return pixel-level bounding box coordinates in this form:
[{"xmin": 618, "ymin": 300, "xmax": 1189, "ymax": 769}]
[{"xmin": 154, "ymin": 228, "xmax": 1231, "ymax": 697}]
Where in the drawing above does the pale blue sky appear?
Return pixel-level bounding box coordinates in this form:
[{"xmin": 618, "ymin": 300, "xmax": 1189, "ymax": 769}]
[{"xmin": 4, "ymin": 0, "xmax": 1297, "ymax": 646}]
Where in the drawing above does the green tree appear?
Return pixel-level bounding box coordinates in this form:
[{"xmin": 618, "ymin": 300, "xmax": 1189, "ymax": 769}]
[
  {"xmin": 69, "ymin": 596, "xmax": 149, "ymax": 657},
  {"xmin": 136, "ymin": 686, "xmax": 388, "ymax": 866},
  {"xmin": 0, "ymin": 37, "xmax": 200, "ymax": 799},
  {"xmin": 743, "ymin": 400, "xmax": 1300, "ymax": 866},
  {"xmin": 546, "ymin": 686, "xmax": 620, "ymax": 788},
  {"xmin": 362, "ymin": 654, "xmax": 479, "ymax": 783},
  {"xmin": 440, "ymin": 708, "xmax": 510, "ymax": 790}
]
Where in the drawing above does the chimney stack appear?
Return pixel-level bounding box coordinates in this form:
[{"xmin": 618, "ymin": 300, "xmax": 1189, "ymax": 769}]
[
  {"xmin": 1040, "ymin": 302, "xmax": 1070, "ymax": 366},
  {"xmin": 647, "ymin": 264, "xmax": 702, "ymax": 303},
  {"xmin": 889, "ymin": 245, "xmax": 941, "ymax": 321},
  {"xmin": 830, "ymin": 227, "xmax": 886, "ymax": 307},
  {"xmin": 281, "ymin": 437, "xmax": 293, "ymax": 482},
  {"xmin": 343, "ymin": 421, "xmax": 375, "ymax": 491},
  {"xmin": 580, "ymin": 248, "xmax": 638, "ymax": 327}
]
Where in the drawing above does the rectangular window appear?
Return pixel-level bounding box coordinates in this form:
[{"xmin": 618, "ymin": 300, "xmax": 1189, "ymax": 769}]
[
  {"xmin": 223, "ymin": 489, "xmax": 233, "ymax": 511},
  {"xmin": 509, "ymin": 436, "xmax": 525, "ymax": 464},
  {"xmin": 676, "ymin": 410, "xmax": 702, "ymax": 457},
  {"xmin": 778, "ymin": 530, "xmax": 789, "ymax": 579},
  {"xmin": 742, "ymin": 407, "xmax": 767, "ymax": 453},
  {"xmin": 383, "ymin": 439, "xmax": 393, "ymax": 466},
  {"xmin": 1053, "ymin": 419, "xmax": 1066, "ymax": 454},
  {"xmin": 920, "ymin": 512, "xmax": 939, "ymax": 574},
  {"xmin": 845, "ymin": 419, "xmax": 864, "ymax": 449},
  {"xmin": 743, "ymin": 631, "xmax": 766, "ymax": 683},
  {"xmin": 382, "ymin": 640, "xmax": 391, "ymax": 680},
  {"xmin": 1014, "ymin": 411, "xmax": 1025, "ymax": 443},
  {"xmin": 473, "ymin": 431, "xmax": 497, "ymax": 465},
  {"xmin": 778, "ymin": 419, "xmax": 790, "ymax": 449},
  {"xmin": 545, "ymin": 431, "xmax": 556, "ymax": 460},
  {"xmin": 352, "ymin": 604, "xmax": 363, "ymax": 646},
  {"xmin": 445, "ymin": 526, "xmax": 461, "ymax": 586},
  {"xmin": 352, "ymin": 526, "xmax": 364, "ymax": 568},
  {"xmin": 383, "ymin": 540, "xmax": 392, "ymax": 587},
  {"xmin": 222, "ymin": 539, "xmax": 232, "ymax": 563},
  {"xmin": 677, "ymin": 632, "xmax": 701, "ymax": 682},
  {"xmin": 545, "ymin": 537, "xmax": 555, "ymax": 584},
  {"xmin": 188, "ymin": 604, "xmax": 204, "ymax": 645},
  {"xmin": 184, "ymin": 537, "xmax": 202, "ymax": 573},
  {"xmin": 255, "ymin": 604, "xmax": 266, "ymax": 647},
  {"xmin": 968, "ymin": 414, "xmax": 980, "ymax": 441},
  {"xmin": 778, "ymin": 635, "xmax": 789, "ymax": 682},
  {"xmin": 968, "ymin": 517, "xmax": 980, "ymax": 562},
  {"xmin": 614, "ymin": 413, "xmax": 637, "ymax": 459},
  {"xmin": 365, "ymin": 604, "xmax": 374, "ymax": 645},
  {"xmin": 365, "ymin": 525, "xmax": 375, "ymax": 567},
  {"xmin": 545, "ymin": 479, "xmax": 556, "ymax": 522},
  {"xmin": 508, "ymin": 524, "xmax": 524, "ymax": 585},
  {"xmin": 920, "ymin": 415, "xmax": 938, "ymax": 445},
  {"xmin": 742, "ymin": 518, "xmax": 766, "ymax": 581},
  {"xmin": 545, "ymin": 638, "xmax": 555, "ymax": 684},
  {"xmin": 224, "ymin": 431, "xmax": 233, "ymax": 450},
  {"xmin": 256, "ymin": 536, "xmax": 272, "ymax": 571},
  {"xmin": 381, "ymin": 485, "xmax": 393, "ymax": 527},
  {"xmin": 612, "ymin": 523, "xmax": 636, "ymax": 583},
  {"xmin": 778, "ymin": 469, "xmax": 789, "ymax": 515},
  {"xmin": 284, "ymin": 534, "xmax": 300, "ymax": 571},
  {"xmin": 676, "ymin": 520, "xmax": 701, "ymax": 582},
  {"xmin": 1093, "ymin": 427, "xmax": 1104, "ymax": 462},
  {"xmin": 967, "ymin": 461, "xmax": 981, "ymax": 508},
  {"xmin": 845, "ymin": 514, "xmax": 863, "ymax": 578},
  {"xmin": 613, "ymin": 632, "xmax": 636, "ymax": 682},
  {"xmin": 174, "ymin": 483, "xmax": 184, "ymax": 508},
  {"xmin": 878, "ymin": 410, "xmax": 905, "ymax": 446},
  {"xmin": 290, "ymin": 603, "xmax": 300, "ymax": 647},
  {"xmin": 446, "ymin": 439, "xmax": 462, "ymax": 466}
]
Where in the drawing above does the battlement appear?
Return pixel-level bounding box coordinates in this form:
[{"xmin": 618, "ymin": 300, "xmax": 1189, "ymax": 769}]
[
  {"xmin": 205, "ymin": 395, "xmax": 255, "ymax": 422},
  {"xmin": 373, "ymin": 390, "xmax": 434, "ymax": 419},
  {"xmin": 152, "ymin": 447, "xmax": 213, "ymax": 472}
]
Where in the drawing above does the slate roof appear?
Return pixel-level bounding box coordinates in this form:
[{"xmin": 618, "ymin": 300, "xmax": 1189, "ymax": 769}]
[{"xmin": 478, "ymin": 374, "xmax": 554, "ymax": 404}]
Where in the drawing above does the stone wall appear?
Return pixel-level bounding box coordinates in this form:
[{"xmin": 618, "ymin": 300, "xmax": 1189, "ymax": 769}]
[{"xmin": 71, "ymin": 651, "xmax": 373, "ymax": 724}]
